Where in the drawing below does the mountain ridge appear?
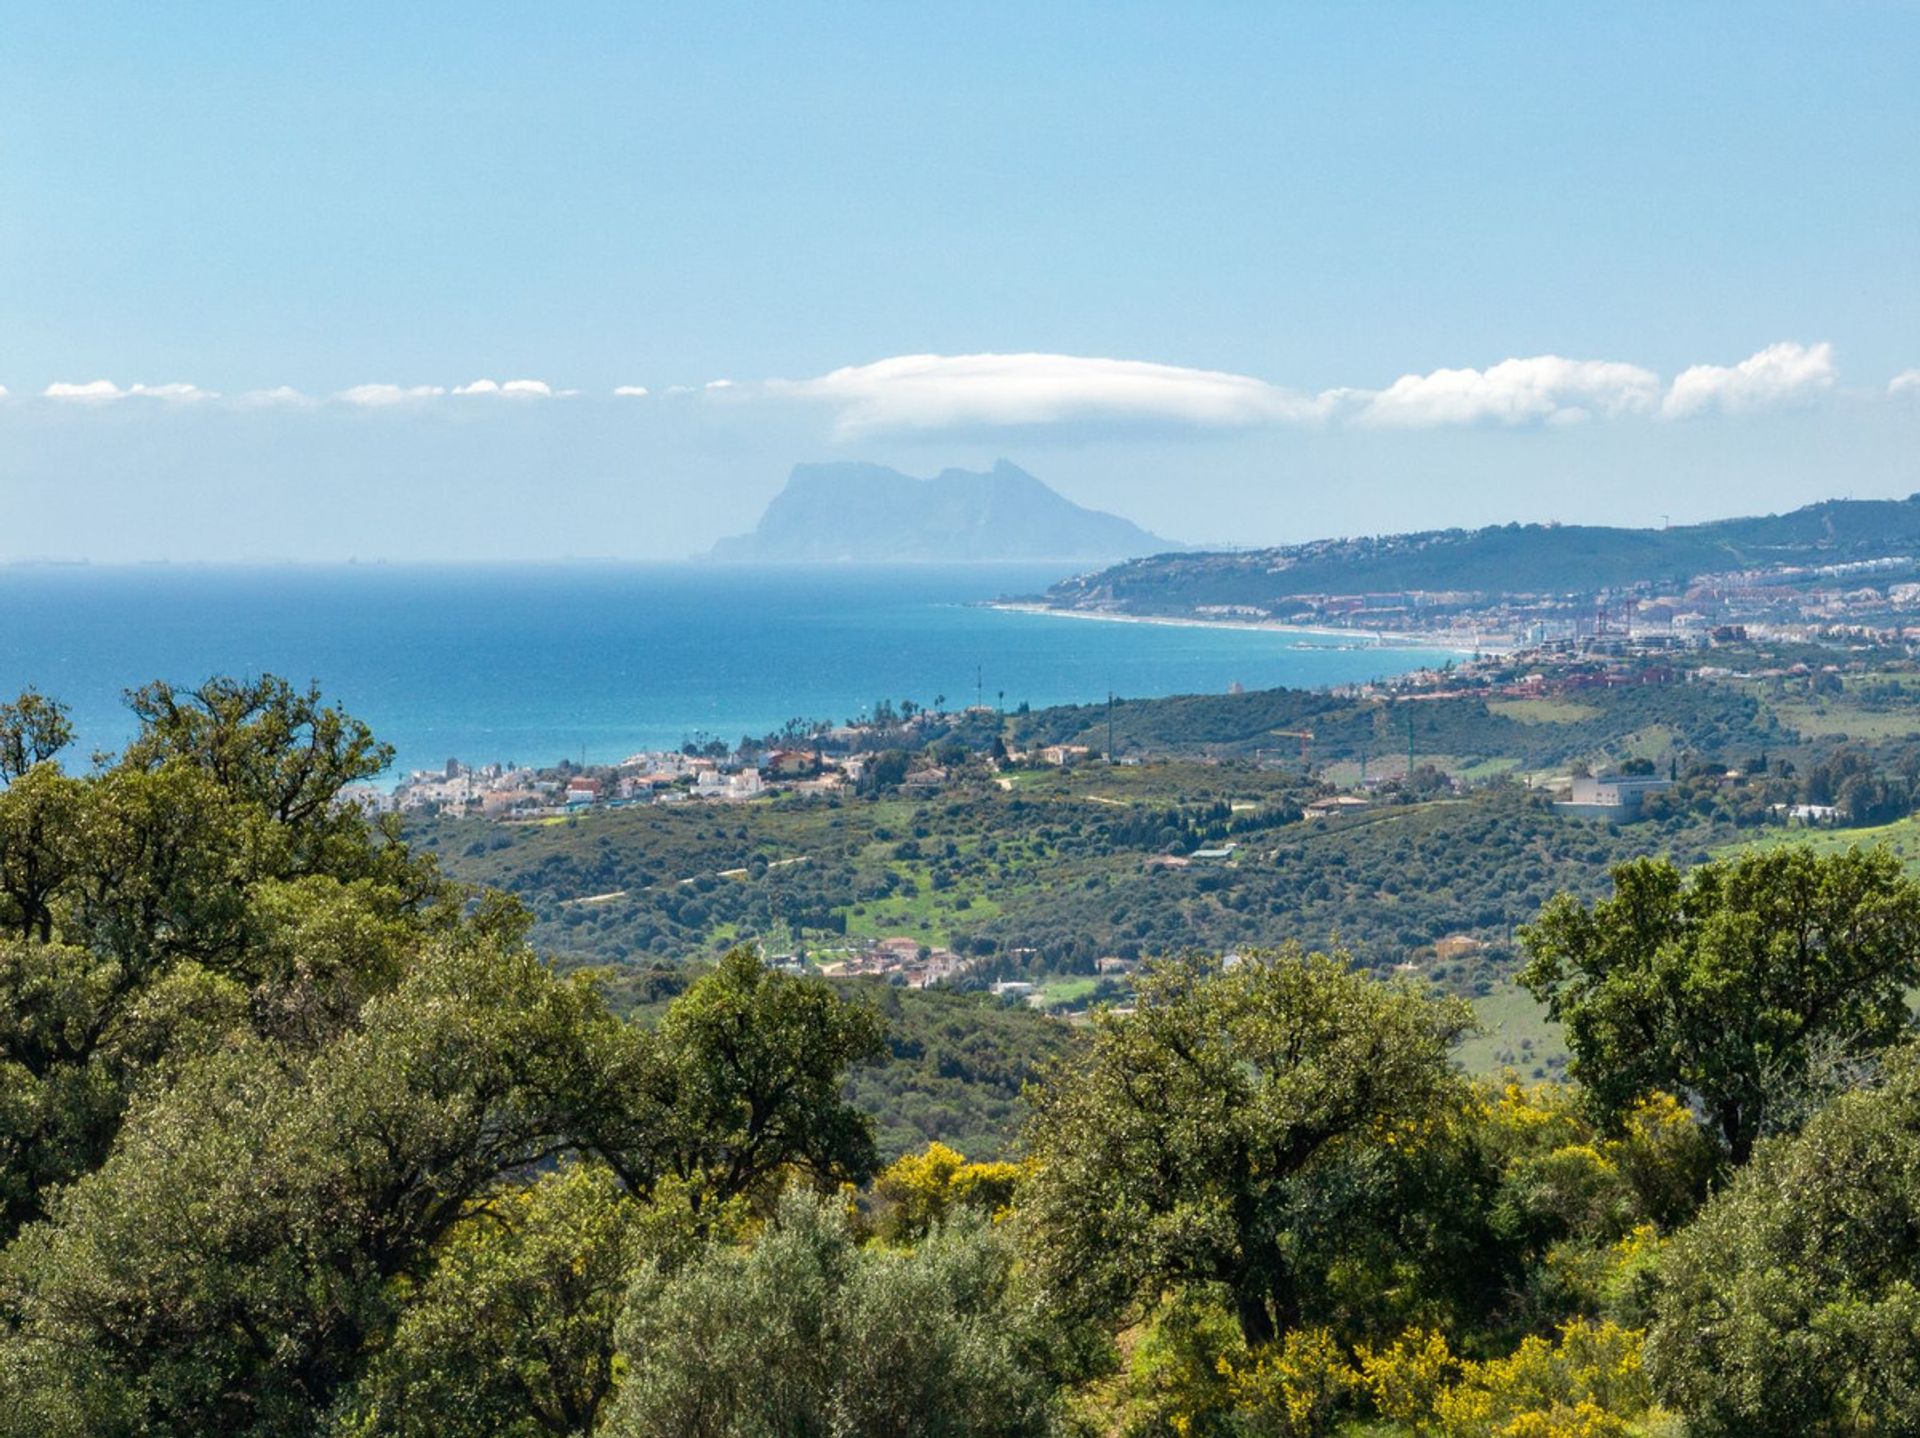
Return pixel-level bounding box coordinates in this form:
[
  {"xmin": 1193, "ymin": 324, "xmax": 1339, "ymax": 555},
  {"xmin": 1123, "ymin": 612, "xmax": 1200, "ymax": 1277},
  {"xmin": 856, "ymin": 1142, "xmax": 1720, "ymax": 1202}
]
[
  {"xmin": 1039, "ymin": 494, "xmax": 1920, "ymax": 611},
  {"xmin": 707, "ymin": 460, "xmax": 1173, "ymax": 564}
]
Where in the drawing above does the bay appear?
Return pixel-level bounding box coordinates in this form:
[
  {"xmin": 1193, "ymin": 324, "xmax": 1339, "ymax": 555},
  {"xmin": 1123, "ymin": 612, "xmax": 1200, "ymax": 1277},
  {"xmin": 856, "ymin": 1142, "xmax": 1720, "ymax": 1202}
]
[{"xmin": 0, "ymin": 564, "xmax": 1448, "ymax": 780}]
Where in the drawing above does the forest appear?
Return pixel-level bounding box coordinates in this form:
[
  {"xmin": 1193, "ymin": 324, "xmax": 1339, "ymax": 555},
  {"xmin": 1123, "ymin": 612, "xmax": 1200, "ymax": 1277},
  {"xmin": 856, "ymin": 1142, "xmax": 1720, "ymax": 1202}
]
[{"xmin": 5, "ymin": 677, "xmax": 1920, "ymax": 1434}]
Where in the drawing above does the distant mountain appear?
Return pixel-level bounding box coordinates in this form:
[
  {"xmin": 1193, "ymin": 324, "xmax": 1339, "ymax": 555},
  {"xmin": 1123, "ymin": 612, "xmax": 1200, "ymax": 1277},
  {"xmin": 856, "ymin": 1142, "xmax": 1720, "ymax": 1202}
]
[
  {"xmin": 1041, "ymin": 494, "xmax": 1920, "ymax": 612},
  {"xmin": 708, "ymin": 460, "xmax": 1173, "ymax": 564}
]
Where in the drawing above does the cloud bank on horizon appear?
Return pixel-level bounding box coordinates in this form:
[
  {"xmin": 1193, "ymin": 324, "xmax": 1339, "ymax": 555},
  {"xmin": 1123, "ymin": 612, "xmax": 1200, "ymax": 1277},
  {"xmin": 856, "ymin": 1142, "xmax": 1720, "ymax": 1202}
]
[
  {"xmin": 780, "ymin": 342, "xmax": 1843, "ymax": 437},
  {"xmin": 5, "ymin": 340, "xmax": 1890, "ymax": 437}
]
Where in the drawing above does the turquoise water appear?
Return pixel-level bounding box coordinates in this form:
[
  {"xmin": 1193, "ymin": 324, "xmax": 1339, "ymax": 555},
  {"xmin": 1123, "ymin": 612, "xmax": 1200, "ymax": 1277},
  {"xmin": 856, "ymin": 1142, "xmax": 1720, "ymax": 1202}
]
[{"xmin": 0, "ymin": 564, "xmax": 1445, "ymax": 779}]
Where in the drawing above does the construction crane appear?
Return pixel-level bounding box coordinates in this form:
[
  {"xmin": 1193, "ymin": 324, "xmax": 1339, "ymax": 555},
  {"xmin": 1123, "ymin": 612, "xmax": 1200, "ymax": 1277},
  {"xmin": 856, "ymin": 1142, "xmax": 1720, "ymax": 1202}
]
[{"xmin": 1270, "ymin": 729, "xmax": 1314, "ymax": 766}]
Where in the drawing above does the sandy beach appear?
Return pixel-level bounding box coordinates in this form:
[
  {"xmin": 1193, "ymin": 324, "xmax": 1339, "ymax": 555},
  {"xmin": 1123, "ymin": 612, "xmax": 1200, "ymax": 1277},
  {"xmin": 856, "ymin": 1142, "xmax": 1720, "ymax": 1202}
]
[{"xmin": 987, "ymin": 602, "xmax": 1494, "ymax": 655}]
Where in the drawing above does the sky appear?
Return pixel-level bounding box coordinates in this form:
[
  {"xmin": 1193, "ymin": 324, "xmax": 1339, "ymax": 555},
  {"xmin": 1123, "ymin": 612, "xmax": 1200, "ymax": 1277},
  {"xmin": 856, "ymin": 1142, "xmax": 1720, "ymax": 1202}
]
[{"xmin": 3, "ymin": 2, "xmax": 1917, "ymax": 561}]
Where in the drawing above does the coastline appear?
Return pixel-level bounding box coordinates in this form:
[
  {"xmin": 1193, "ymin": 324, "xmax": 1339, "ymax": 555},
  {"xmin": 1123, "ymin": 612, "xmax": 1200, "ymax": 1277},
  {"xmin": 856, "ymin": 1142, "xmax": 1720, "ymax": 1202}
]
[{"xmin": 987, "ymin": 601, "xmax": 1494, "ymax": 655}]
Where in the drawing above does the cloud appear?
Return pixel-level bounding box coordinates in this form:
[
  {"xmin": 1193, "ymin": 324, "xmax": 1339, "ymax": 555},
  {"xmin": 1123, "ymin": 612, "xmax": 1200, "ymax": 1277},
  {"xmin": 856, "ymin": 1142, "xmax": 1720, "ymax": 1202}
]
[
  {"xmin": 704, "ymin": 378, "xmax": 736, "ymax": 391},
  {"xmin": 1891, "ymin": 369, "xmax": 1920, "ymax": 396},
  {"xmin": 774, "ymin": 352, "xmax": 1323, "ymax": 436},
  {"xmin": 612, "ymin": 385, "xmax": 650, "ymax": 397},
  {"xmin": 43, "ymin": 379, "xmax": 215, "ymax": 402},
  {"xmin": 44, "ymin": 381, "xmax": 128, "ymax": 401},
  {"xmin": 1352, "ymin": 356, "xmax": 1661, "ymax": 428},
  {"xmin": 235, "ymin": 385, "xmax": 314, "ymax": 407},
  {"xmin": 451, "ymin": 378, "xmax": 559, "ymax": 398},
  {"xmin": 1662, "ymin": 341, "xmax": 1835, "ymax": 419},
  {"xmin": 336, "ymin": 383, "xmax": 448, "ymax": 407}
]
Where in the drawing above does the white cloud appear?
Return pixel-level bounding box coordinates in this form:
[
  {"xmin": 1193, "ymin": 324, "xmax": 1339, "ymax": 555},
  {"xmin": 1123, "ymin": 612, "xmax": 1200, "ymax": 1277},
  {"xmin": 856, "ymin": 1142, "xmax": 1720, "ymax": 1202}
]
[
  {"xmin": 774, "ymin": 352, "xmax": 1323, "ymax": 436},
  {"xmin": 1891, "ymin": 369, "xmax": 1920, "ymax": 396},
  {"xmin": 336, "ymin": 383, "xmax": 448, "ymax": 407},
  {"xmin": 130, "ymin": 382, "xmax": 214, "ymax": 402},
  {"xmin": 235, "ymin": 385, "xmax": 314, "ymax": 407},
  {"xmin": 42, "ymin": 379, "xmax": 214, "ymax": 402},
  {"xmin": 452, "ymin": 377, "xmax": 558, "ymax": 398},
  {"xmin": 44, "ymin": 380, "xmax": 126, "ymax": 401},
  {"xmin": 1352, "ymin": 356, "xmax": 1661, "ymax": 428},
  {"xmin": 705, "ymin": 378, "xmax": 736, "ymax": 391},
  {"xmin": 1662, "ymin": 341, "xmax": 1835, "ymax": 419},
  {"xmin": 613, "ymin": 385, "xmax": 650, "ymax": 397}
]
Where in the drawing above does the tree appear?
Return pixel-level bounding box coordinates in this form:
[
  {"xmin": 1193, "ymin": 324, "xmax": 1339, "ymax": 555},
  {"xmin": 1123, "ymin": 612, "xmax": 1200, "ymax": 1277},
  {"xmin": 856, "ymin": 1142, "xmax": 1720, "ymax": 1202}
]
[
  {"xmin": 643, "ymin": 946, "xmax": 887, "ymax": 1212},
  {"xmin": 0, "ymin": 689, "xmax": 72, "ymax": 785},
  {"xmin": 120, "ymin": 676, "xmax": 390, "ymax": 831},
  {"xmin": 604, "ymin": 1190, "xmax": 1057, "ymax": 1438},
  {"xmin": 330, "ymin": 1162, "xmax": 643, "ymax": 1438},
  {"xmin": 0, "ymin": 941, "xmax": 635, "ymax": 1437},
  {"xmin": 1019, "ymin": 949, "xmax": 1472, "ymax": 1345},
  {"xmin": 0, "ymin": 765, "xmax": 84, "ymax": 942},
  {"xmin": 1519, "ymin": 847, "xmax": 1920, "ymax": 1164},
  {"xmin": 1647, "ymin": 1043, "xmax": 1920, "ymax": 1436},
  {"xmin": 0, "ymin": 677, "xmax": 450, "ymax": 1237}
]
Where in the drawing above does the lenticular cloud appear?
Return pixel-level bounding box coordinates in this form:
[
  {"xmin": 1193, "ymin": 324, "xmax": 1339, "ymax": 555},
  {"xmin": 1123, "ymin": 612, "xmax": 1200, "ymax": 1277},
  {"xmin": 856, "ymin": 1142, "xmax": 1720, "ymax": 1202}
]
[{"xmin": 773, "ymin": 352, "xmax": 1328, "ymax": 436}]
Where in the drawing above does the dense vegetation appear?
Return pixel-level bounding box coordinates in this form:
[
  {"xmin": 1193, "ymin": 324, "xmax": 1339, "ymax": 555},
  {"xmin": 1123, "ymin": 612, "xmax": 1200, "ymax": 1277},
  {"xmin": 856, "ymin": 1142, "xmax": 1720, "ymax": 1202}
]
[
  {"xmin": 7, "ymin": 677, "xmax": 1920, "ymax": 1434},
  {"xmin": 420, "ymin": 774, "xmax": 1727, "ymax": 991}
]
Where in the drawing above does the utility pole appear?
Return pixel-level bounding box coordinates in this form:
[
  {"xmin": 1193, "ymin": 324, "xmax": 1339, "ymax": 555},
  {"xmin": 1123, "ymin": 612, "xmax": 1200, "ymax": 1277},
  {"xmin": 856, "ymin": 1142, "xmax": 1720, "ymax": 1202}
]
[
  {"xmin": 1406, "ymin": 708, "xmax": 1415, "ymax": 779},
  {"xmin": 1107, "ymin": 690, "xmax": 1115, "ymax": 763},
  {"xmin": 976, "ymin": 666, "xmax": 983, "ymax": 709}
]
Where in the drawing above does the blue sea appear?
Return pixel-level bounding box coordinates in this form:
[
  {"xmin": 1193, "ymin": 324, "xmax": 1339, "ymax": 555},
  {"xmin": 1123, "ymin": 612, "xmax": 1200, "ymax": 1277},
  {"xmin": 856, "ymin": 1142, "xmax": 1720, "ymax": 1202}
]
[{"xmin": 0, "ymin": 565, "xmax": 1448, "ymax": 781}]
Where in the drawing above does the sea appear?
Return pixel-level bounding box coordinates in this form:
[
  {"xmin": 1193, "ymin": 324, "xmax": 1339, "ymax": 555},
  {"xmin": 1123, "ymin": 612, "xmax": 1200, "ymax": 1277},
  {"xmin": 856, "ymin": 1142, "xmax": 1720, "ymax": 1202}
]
[{"xmin": 0, "ymin": 564, "xmax": 1452, "ymax": 783}]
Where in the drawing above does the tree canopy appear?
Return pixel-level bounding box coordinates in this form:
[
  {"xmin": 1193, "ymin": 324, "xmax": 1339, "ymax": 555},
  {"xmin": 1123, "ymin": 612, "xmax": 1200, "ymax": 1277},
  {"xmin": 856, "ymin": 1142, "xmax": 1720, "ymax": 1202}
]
[
  {"xmin": 1020, "ymin": 948, "xmax": 1473, "ymax": 1346},
  {"xmin": 1519, "ymin": 846, "xmax": 1920, "ymax": 1164}
]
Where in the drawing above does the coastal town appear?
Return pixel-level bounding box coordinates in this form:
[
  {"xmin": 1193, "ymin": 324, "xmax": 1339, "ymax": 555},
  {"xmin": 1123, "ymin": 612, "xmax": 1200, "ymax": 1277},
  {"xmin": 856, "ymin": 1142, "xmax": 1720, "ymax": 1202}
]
[{"xmin": 1038, "ymin": 541, "xmax": 1920, "ymax": 654}]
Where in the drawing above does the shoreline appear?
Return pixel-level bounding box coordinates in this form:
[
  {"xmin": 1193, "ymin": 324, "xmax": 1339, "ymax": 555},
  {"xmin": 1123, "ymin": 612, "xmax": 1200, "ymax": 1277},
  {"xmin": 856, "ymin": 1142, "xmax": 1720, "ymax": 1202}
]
[{"xmin": 986, "ymin": 602, "xmax": 1495, "ymax": 655}]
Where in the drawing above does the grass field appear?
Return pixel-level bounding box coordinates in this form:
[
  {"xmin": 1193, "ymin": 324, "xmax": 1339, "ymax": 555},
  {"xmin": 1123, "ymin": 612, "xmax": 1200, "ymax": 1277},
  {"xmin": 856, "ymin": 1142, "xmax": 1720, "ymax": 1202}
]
[
  {"xmin": 1456, "ymin": 981, "xmax": 1566, "ymax": 1077},
  {"xmin": 1768, "ymin": 700, "xmax": 1920, "ymax": 741},
  {"xmin": 1717, "ymin": 814, "xmax": 1920, "ymax": 875},
  {"xmin": 1033, "ymin": 976, "xmax": 1100, "ymax": 1009}
]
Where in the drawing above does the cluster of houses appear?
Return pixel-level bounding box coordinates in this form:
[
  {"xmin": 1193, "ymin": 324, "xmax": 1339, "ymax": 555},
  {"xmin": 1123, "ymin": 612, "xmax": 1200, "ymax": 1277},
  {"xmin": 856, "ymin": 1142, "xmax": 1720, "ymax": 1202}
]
[
  {"xmin": 379, "ymin": 745, "xmax": 872, "ymax": 819},
  {"xmin": 813, "ymin": 935, "xmax": 973, "ymax": 989},
  {"xmin": 372, "ymin": 720, "xmax": 1111, "ymax": 821}
]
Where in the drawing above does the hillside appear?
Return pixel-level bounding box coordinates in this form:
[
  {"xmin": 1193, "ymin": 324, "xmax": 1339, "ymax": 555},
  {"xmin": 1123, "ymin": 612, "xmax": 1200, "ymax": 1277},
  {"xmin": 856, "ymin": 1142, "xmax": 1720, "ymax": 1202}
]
[
  {"xmin": 1040, "ymin": 493, "xmax": 1920, "ymax": 611},
  {"xmin": 709, "ymin": 459, "xmax": 1172, "ymax": 563}
]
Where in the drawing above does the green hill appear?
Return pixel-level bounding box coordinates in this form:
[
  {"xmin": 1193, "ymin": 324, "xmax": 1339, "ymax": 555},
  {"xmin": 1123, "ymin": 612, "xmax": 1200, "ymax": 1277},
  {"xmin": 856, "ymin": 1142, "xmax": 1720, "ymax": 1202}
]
[{"xmin": 1042, "ymin": 493, "xmax": 1920, "ymax": 609}]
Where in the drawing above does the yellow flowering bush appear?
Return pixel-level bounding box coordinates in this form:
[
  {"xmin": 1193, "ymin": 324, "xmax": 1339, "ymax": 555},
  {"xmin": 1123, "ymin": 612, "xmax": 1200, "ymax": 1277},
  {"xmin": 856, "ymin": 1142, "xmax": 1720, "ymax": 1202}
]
[
  {"xmin": 1358, "ymin": 1326, "xmax": 1459, "ymax": 1430},
  {"xmin": 1432, "ymin": 1320, "xmax": 1651, "ymax": 1437},
  {"xmin": 1218, "ymin": 1326, "xmax": 1357, "ymax": 1438},
  {"xmin": 868, "ymin": 1141, "xmax": 1023, "ymax": 1240}
]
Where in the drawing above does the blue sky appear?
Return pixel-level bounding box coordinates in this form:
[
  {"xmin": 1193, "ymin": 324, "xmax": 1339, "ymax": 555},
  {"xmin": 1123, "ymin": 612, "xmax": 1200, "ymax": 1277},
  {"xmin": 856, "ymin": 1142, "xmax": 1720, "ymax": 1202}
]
[{"xmin": 3, "ymin": 2, "xmax": 1917, "ymax": 560}]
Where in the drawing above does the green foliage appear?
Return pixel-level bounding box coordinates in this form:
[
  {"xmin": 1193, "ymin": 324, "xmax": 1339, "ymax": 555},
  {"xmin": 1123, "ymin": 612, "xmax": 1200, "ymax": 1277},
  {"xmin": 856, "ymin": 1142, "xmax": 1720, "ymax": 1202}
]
[
  {"xmin": 0, "ymin": 940, "xmax": 631, "ymax": 1437},
  {"xmin": 837, "ymin": 983, "xmax": 1077, "ymax": 1161},
  {"xmin": 1647, "ymin": 1043, "xmax": 1920, "ymax": 1436},
  {"xmin": 646, "ymin": 945, "xmax": 888, "ymax": 1208},
  {"xmin": 1520, "ymin": 846, "xmax": 1920, "ymax": 1163},
  {"xmin": 330, "ymin": 1162, "xmax": 642, "ymax": 1438},
  {"xmin": 0, "ymin": 689, "xmax": 73, "ymax": 784},
  {"xmin": 0, "ymin": 676, "xmax": 449, "ymax": 1240},
  {"xmin": 605, "ymin": 1189, "xmax": 1057, "ymax": 1438},
  {"xmin": 1020, "ymin": 948, "xmax": 1473, "ymax": 1345}
]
